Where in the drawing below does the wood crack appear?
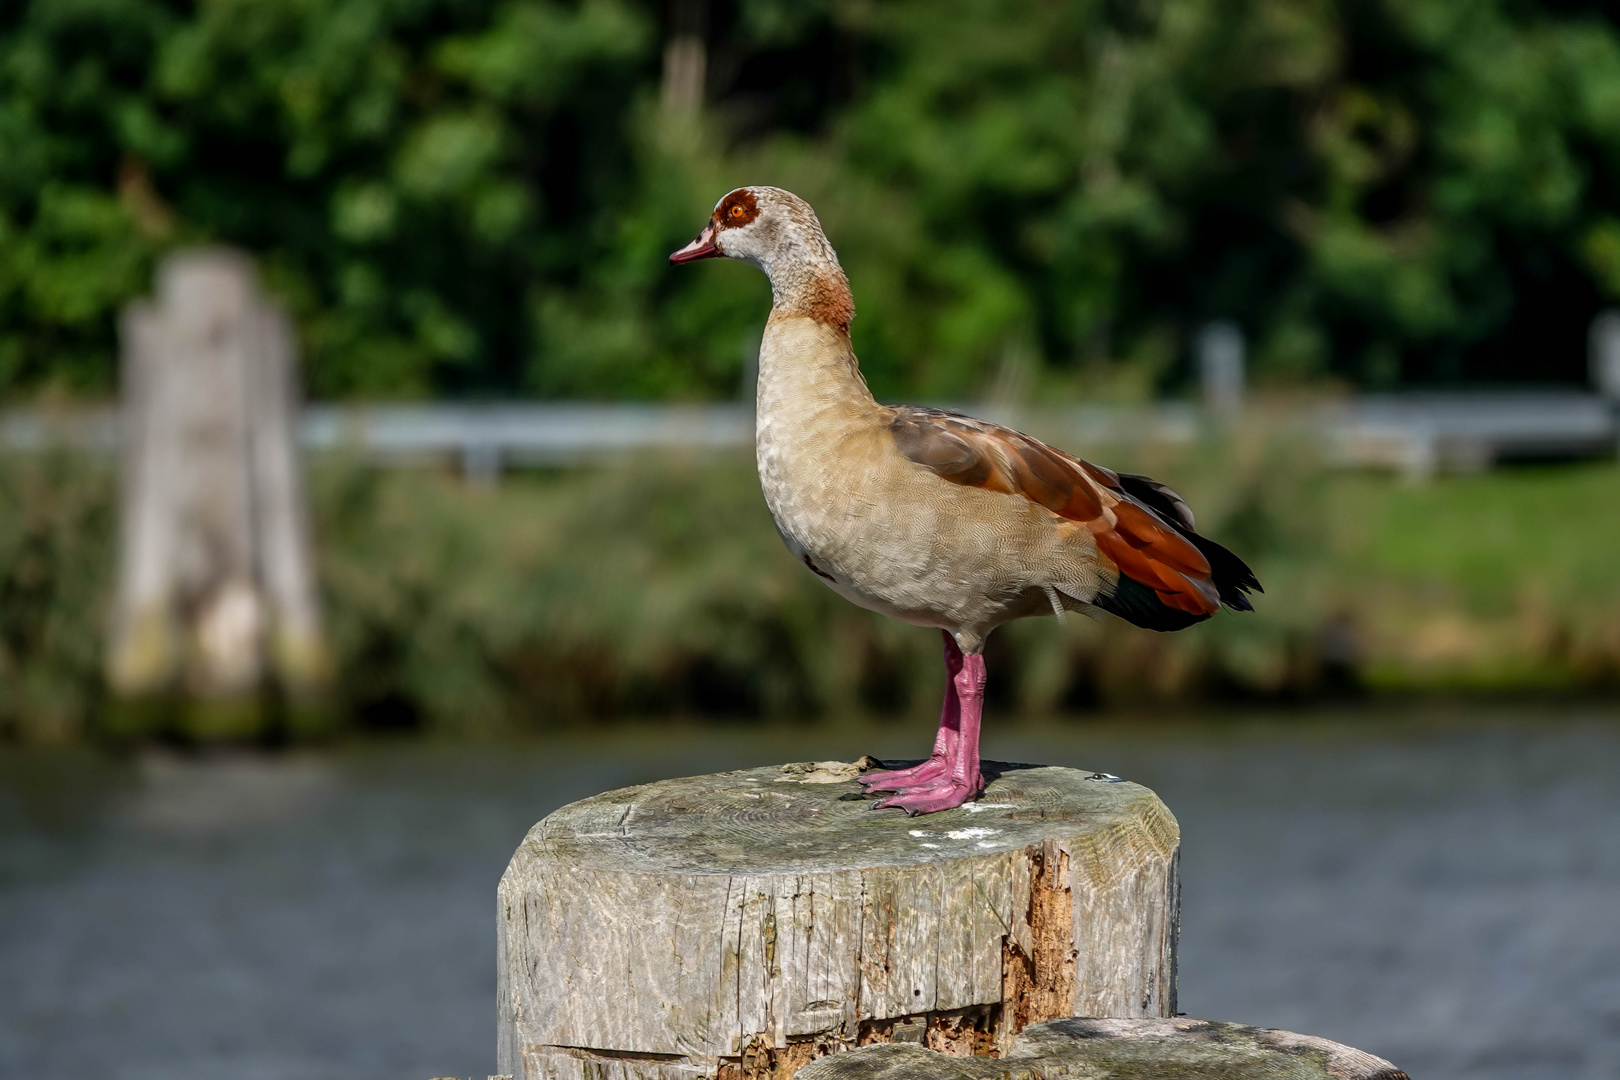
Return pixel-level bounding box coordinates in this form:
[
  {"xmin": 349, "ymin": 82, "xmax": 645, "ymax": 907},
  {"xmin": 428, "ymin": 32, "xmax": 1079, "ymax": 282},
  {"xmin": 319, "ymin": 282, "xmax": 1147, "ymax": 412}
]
[{"xmin": 1000, "ymin": 842, "xmax": 1076, "ymax": 1036}]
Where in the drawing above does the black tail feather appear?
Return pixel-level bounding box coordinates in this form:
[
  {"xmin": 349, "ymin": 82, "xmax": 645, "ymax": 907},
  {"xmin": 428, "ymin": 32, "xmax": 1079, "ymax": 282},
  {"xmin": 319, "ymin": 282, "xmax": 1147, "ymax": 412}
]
[
  {"xmin": 1091, "ymin": 574, "xmax": 1209, "ymax": 632},
  {"xmin": 1189, "ymin": 533, "xmax": 1261, "ymax": 611},
  {"xmin": 1112, "ymin": 473, "xmax": 1262, "ymax": 618}
]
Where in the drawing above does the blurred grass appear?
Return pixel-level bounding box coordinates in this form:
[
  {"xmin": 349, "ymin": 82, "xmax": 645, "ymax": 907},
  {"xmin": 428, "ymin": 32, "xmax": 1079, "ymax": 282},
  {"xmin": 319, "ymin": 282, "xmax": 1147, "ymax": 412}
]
[
  {"xmin": 2, "ymin": 435, "xmax": 1618, "ymax": 742},
  {"xmin": 1333, "ymin": 464, "xmax": 1620, "ymax": 691}
]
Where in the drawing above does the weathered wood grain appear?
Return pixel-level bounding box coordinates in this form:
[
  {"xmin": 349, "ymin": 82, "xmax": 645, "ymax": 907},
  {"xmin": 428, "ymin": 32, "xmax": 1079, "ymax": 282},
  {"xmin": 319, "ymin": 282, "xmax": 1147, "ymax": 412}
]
[
  {"xmin": 795, "ymin": 1017, "xmax": 1410, "ymax": 1080},
  {"xmin": 496, "ymin": 761, "xmax": 1180, "ymax": 1080}
]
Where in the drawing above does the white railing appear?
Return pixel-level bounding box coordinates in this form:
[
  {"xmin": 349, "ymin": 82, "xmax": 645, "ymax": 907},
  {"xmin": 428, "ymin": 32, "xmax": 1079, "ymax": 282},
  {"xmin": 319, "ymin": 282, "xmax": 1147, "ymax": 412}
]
[{"xmin": 3, "ymin": 391, "xmax": 1615, "ymax": 481}]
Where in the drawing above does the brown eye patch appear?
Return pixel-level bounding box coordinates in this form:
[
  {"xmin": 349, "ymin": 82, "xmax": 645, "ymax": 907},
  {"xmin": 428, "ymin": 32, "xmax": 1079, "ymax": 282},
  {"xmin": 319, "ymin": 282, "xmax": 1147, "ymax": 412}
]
[{"xmin": 716, "ymin": 189, "xmax": 759, "ymax": 228}]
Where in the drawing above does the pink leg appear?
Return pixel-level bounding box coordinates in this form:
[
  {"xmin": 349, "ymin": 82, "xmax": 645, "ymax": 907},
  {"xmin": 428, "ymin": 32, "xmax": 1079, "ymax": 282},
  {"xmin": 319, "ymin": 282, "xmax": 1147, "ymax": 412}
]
[
  {"xmin": 860, "ymin": 632, "xmax": 962, "ymax": 792},
  {"xmin": 873, "ymin": 651, "xmax": 987, "ymax": 815}
]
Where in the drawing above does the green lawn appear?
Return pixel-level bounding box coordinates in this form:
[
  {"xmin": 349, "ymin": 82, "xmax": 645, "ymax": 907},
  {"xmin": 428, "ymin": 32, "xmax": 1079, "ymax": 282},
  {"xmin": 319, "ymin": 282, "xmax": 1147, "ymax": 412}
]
[
  {"xmin": 1327, "ymin": 462, "xmax": 1620, "ymax": 690},
  {"xmin": 1338, "ymin": 463, "xmax": 1620, "ymax": 614}
]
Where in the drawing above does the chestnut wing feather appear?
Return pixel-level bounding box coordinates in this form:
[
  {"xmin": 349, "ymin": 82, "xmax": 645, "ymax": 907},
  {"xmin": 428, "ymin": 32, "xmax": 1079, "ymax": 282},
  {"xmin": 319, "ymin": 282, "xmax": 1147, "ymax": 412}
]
[{"xmin": 888, "ymin": 406, "xmax": 1223, "ymax": 617}]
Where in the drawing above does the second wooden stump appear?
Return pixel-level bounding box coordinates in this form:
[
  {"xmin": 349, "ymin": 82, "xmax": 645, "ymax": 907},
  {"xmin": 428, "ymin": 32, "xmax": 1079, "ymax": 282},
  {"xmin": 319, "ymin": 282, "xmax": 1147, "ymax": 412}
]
[{"xmin": 497, "ymin": 760, "xmax": 1180, "ymax": 1079}]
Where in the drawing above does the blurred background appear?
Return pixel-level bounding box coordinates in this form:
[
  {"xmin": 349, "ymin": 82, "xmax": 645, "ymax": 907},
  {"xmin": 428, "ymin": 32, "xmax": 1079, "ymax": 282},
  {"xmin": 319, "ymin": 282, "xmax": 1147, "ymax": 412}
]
[{"xmin": 1, "ymin": 1, "xmax": 1618, "ymax": 1079}]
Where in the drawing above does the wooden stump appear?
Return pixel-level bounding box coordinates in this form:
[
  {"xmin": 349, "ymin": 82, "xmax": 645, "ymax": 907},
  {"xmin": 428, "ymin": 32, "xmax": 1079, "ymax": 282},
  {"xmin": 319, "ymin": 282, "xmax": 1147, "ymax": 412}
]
[
  {"xmin": 108, "ymin": 248, "xmax": 327, "ymax": 707},
  {"xmin": 795, "ymin": 1017, "xmax": 1410, "ymax": 1080},
  {"xmin": 496, "ymin": 760, "xmax": 1180, "ymax": 1080}
]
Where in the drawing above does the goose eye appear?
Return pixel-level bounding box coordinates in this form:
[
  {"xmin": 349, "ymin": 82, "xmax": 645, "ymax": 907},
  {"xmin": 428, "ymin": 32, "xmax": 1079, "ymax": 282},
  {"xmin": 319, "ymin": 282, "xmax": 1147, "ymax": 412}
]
[{"xmin": 729, "ymin": 205, "xmax": 745, "ymax": 219}]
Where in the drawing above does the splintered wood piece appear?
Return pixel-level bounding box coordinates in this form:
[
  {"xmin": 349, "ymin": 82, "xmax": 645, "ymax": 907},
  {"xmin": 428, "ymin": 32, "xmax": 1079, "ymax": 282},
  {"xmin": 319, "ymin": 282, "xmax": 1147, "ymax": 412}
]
[
  {"xmin": 795, "ymin": 1017, "xmax": 1410, "ymax": 1080},
  {"xmin": 496, "ymin": 761, "xmax": 1180, "ymax": 1080}
]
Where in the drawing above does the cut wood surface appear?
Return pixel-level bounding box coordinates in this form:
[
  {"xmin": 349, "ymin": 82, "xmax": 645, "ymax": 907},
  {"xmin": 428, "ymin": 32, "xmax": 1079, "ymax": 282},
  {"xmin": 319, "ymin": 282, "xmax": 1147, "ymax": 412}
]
[
  {"xmin": 795, "ymin": 1017, "xmax": 1411, "ymax": 1080},
  {"xmin": 496, "ymin": 760, "xmax": 1180, "ymax": 1080}
]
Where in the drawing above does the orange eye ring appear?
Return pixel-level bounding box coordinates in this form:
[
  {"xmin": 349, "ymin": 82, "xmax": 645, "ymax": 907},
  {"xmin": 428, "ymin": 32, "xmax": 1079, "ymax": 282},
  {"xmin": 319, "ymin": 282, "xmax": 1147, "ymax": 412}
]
[{"xmin": 729, "ymin": 205, "xmax": 745, "ymax": 219}]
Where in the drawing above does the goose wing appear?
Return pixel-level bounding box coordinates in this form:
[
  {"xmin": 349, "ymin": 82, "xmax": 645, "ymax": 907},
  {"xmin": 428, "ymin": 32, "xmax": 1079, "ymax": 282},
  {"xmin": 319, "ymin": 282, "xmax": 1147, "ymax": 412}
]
[{"xmin": 888, "ymin": 406, "xmax": 1259, "ymax": 624}]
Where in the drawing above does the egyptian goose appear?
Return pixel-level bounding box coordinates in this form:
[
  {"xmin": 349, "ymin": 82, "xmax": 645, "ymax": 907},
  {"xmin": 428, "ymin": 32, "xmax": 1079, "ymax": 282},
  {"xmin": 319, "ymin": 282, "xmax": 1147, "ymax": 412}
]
[{"xmin": 671, "ymin": 187, "xmax": 1259, "ymax": 814}]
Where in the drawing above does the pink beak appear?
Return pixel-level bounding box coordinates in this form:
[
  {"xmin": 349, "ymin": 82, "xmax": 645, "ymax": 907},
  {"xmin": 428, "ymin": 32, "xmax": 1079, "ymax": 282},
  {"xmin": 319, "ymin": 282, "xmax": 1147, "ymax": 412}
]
[{"xmin": 669, "ymin": 223, "xmax": 721, "ymax": 264}]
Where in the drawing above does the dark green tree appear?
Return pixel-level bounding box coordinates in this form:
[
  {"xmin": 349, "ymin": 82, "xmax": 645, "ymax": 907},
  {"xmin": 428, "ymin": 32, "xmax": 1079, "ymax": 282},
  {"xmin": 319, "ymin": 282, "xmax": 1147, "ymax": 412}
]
[{"xmin": 4, "ymin": 0, "xmax": 1620, "ymax": 400}]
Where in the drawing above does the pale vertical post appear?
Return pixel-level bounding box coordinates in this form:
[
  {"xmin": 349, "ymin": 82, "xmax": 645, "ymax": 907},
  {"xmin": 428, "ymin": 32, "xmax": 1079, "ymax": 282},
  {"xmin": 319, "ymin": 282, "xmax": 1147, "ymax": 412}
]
[
  {"xmin": 111, "ymin": 294, "xmax": 182, "ymax": 691},
  {"xmin": 248, "ymin": 298, "xmax": 328, "ymax": 689},
  {"xmin": 1196, "ymin": 321, "xmax": 1245, "ymax": 417},
  {"xmin": 1590, "ymin": 309, "xmax": 1620, "ymax": 459},
  {"xmin": 1589, "ymin": 309, "xmax": 1620, "ymax": 399},
  {"xmin": 661, "ymin": 0, "xmax": 708, "ymax": 114},
  {"xmin": 108, "ymin": 248, "xmax": 327, "ymax": 702}
]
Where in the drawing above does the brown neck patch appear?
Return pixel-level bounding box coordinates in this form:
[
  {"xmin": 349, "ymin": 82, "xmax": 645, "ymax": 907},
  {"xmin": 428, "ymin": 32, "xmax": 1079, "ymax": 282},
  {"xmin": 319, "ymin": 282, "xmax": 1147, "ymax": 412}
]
[
  {"xmin": 716, "ymin": 188, "xmax": 760, "ymax": 230},
  {"xmin": 728, "ymin": 186, "xmax": 854, "ymax": 333},
  {"xmin": 802, "ymin": 269, "xmax": 855, "ymax": 335}
]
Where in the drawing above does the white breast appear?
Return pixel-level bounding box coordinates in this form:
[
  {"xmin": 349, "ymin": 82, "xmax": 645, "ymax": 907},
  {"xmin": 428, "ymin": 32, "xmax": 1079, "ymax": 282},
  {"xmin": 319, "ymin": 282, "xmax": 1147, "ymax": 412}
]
[
  {"xmin": 752, "ymin": 318, "xmax": 917, "ymax": 615},
  {"xmin": 756, "ymin": 327, "xmax": 847, "ymax": 551}
]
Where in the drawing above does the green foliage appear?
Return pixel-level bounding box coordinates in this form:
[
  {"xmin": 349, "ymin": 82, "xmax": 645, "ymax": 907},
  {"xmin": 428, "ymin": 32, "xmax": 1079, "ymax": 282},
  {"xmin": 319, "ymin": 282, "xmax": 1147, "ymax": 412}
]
[
  {"xmin": 313, "ymin": 455, "xmax": 843, "ymax": 728},
  {"xmin": 0, "ymin": 0, "xmax": 661, "ymax": 397},
  {"xmin": 312, "ymin": 444, "xmax": 1342, "ymax": 732},
  {"xmin": 0, "ymin": 454, "xmax": 113, "ymax": 741},
  {"xmin": 1340, "ymin": 463, "xmax": 1620, "ymax": 617},
  {"xmin": 5, "ymin": 1, "xmax": 1620, "ymax": 399},
  {"xmin": 814, "ymin": 0, "xmax": 1620, "ymax": 393},
  {"xmin": 1330, "ymin": 462, "xmax": 1620, "ymax": 689},
  {"xmin": 299, "ymin": 446, "xmax": 1620, "ymax": 723},
  {"xmin": 2, "ymin": 441, "xmax": 1619, "ymax": 741}
]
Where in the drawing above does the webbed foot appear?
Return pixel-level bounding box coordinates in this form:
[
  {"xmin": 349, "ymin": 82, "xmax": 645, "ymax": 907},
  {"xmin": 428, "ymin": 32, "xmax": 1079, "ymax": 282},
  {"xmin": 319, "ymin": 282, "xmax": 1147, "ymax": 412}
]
[
  {"xmin": 871, "ymin": 775, "xmax": 985, "ymax": 815},
  {"xmin": 859, "ymin": 758, "xmax": 948, "ymax": 792}
]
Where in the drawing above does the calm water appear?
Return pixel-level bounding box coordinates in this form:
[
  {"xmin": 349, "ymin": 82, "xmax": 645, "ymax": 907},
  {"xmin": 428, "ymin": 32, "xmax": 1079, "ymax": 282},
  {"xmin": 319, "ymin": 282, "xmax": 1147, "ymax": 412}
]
[{"xmin": 1, "ymin": 706, "xmax": 1617, "ymax": 1080}]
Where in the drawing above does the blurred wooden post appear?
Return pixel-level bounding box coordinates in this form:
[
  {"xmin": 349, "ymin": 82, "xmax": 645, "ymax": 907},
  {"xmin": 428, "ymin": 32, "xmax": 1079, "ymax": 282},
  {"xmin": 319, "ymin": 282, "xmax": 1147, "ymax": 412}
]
[
  {"xmin": 1590, "ymin": 309, "xmax": 1620, "ymax": 400},
  {"xmin": 661, "ymin": 0, "xmax": 708, "ymax": 115},
  {"xmin": 108, "ymin": 248, "xmax": 327, "ymax": 703},
  {"xmin": 1196, "ymin": 321, "xmax": 1245, "ymax": 418},
  {"xmin": 1591, "ymin": 309, "xmax": 1620, "ymax": 460},
  {"xmin": 496, "ymin": 761, "xmax": 1180, "ymax": 1080}
]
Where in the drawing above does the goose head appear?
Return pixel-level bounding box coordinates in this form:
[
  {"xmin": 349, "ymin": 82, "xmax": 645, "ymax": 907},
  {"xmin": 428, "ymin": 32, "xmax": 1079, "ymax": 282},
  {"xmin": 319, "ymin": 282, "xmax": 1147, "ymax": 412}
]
[
  {"xmin": 670, "ymin": 186, "xmax": 853, "ymax": 330},
  {"xmin": 671, "ymin": 187, "xmax": 803, "ymax": 265}
]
